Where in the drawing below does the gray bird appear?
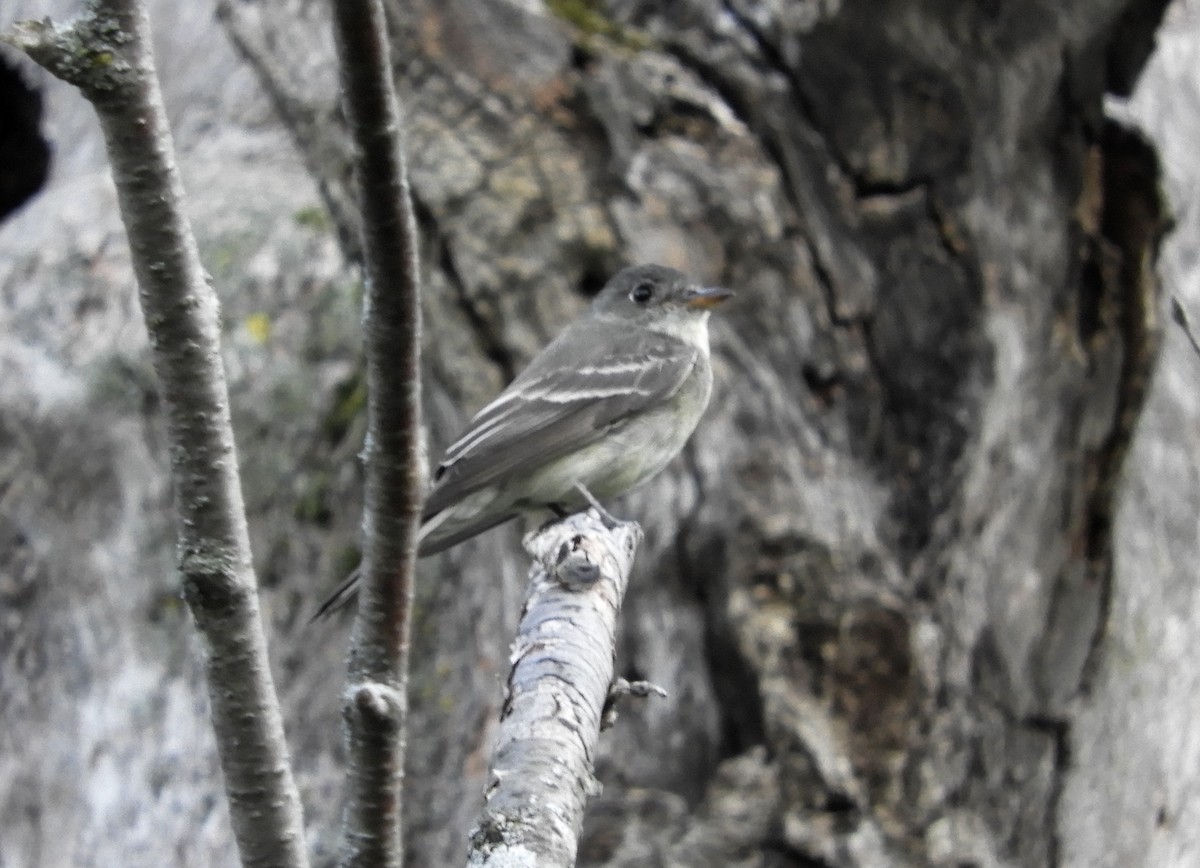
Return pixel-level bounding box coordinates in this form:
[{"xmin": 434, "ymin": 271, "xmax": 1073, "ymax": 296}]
[{"xmin": 315, "ymin": 263, "xmax": 731, "ymax": 618}]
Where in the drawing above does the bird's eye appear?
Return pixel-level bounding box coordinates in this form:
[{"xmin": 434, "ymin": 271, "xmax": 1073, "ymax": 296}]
[{"xmin": 630, "ymin": 282, "xmax": 654, "ymax": 304}]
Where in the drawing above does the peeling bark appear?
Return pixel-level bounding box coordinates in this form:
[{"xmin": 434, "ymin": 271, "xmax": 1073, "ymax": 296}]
[{"xmin": 469, "ymin": 511, "xmax": 641, "ymax": 867}]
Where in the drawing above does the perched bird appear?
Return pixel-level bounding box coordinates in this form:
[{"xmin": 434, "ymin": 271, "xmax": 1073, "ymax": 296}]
[{"xmin": 314, "ymin": 263, "xmax": 731, "ymax": 618}]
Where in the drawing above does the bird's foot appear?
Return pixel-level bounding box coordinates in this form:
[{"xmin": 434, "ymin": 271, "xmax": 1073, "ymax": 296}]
[{"xmin": 573, "ymin": 482, "xmax": 622, "ymax": 530}]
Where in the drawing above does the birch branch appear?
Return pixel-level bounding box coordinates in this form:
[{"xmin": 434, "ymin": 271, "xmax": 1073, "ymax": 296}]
[
  {"xmin": 467, "ymin": 510, "xmax": 646, "ymax": 868},
  {"xmin": 328, "ymin": 0, "xmax": 423, "ymax": 866},
  {"xmin": 4, "ymin": 4, "xmax": 309, "ymax": 867}
]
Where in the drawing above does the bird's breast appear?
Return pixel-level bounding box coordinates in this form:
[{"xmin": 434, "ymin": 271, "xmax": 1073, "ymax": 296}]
[{"xmin": 587, "ymin": 355, "xmax": 713, "ymax": 497}]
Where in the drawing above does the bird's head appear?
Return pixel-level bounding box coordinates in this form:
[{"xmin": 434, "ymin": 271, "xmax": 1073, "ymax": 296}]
[{"xmin": 590, "ymin": 264, "xmax": 733, "ymax": 329}]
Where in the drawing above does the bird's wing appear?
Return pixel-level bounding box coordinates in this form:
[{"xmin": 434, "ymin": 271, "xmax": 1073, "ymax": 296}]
[{"xmin": 424, "ymin": 326, "xmax": 698, "ymax": 517}]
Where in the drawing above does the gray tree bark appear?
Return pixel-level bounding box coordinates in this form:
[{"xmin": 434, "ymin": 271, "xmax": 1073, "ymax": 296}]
[
  {"xmin": 1, "ymin": 0, "xmax": 1196, "ymax": 867},
  {"xmin": 326, "ymin": 0, "xmax": 423, "ymax": 863},
  {"xmin": 468, "ymin": 511, "xmax": 643, "ymax": 867},
  {"xmin": 4, "ymin": 3, "xmax": 309, "ymax": 867}
]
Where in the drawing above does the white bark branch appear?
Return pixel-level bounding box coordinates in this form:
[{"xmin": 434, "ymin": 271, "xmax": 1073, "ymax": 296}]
[
  {"xmin": 4, "ymin": 4, "xmax": 309, "ymax": 867},
  {"xmin": 467, "ymin": 510, "xmax": 643, "ymax": 867}
]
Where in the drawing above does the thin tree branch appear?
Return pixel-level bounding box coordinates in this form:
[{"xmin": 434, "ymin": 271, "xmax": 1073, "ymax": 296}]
[
  {"xmin": 214, "ymin": 0, "xmax": 361, "ymax": 262},
  {"xmin": 328, "ymin": 1, "xmax": 423, "ymax": 866},
  {"xmin": 4, "ymin": 5, "xmax": 309, "ymax": 868},
  {"xmin": 467, "ymin": 510, "xmax": 644, "ymax": 868},
  {"xmin": 1172, "ymin": 296, "xmax": 1200, "ymax": 363}
]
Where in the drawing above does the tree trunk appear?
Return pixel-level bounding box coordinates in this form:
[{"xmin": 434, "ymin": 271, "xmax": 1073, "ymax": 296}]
[{"xmin": 1, "ymin": 0, "xmax": 1192, "ymax": 866}]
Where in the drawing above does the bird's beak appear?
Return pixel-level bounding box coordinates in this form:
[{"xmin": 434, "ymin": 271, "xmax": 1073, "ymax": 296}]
[{"xmin": 683, "ymin": 285, "xmax": 734, "ymax": 309}]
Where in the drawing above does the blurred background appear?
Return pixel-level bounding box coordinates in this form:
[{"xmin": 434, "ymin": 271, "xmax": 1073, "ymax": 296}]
[{"xmin": 1, "ymin": 1, "xmax": 1198, "ymax": 865}]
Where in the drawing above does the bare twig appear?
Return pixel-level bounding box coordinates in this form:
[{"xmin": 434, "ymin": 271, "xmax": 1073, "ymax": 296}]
[
  {"xmin": 1171, "ymin": 296, "xmax": 1200, "ymax": 363},
  {"xmin": 215, "ymin": 0, "xmax": 361, "ymax": 261},
  {"xmin": 4, "ymin": 4, "xmax": 309, "ymax": 868},
  {"xmin": 602, "ymin": 677, "xmax": 669, "ymax": 730},
  {"xmin": 467, "ymin": 510, "xmax": 644, "ymax": 867},
  {"xmin": 328, "ymin": 0, "xmax": 423, "ymax": 866}
]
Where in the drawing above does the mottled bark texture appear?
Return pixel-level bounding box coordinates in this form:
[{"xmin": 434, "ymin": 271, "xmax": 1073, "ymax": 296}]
[
  {"xmin": 0, "ymin": 0, "xmax": 1190, "ymax": 866},
  {"xmin": 3, "ymin": 3, "xmax": 309, "ymax": 868},
  {"xmin": 223, "ymin": 1, "xmax": 1172, "ymax": 865},
  {"xmin": 469, "ymin": 512, "xmax": 642, "ymax": 866},
  {"xmin": 328, "ymin": 0, "xmax": 423, "ymax": 864}
]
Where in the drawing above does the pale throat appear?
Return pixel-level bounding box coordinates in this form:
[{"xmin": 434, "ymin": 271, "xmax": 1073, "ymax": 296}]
[{"xmin": 644, "ymin": 309, "xmax": 712, "ymax": 350}]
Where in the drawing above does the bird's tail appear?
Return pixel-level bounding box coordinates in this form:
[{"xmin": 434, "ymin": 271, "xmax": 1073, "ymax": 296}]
[
  {"xmin": 414, "ymin": 508, "xmax": 517, "ymax": 557},
  {"xmin": 309, "ymin": 564, "xmax": 362, "ymax": 622},
  {"xmin": 309, "ymin": 509, "xmax": 518, "ymax": 621}
]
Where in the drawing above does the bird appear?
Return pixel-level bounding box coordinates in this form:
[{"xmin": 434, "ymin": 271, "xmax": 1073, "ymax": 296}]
[{"xmin": 313, "ymin": 263, "xmax": 732, "ymax": 619}]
